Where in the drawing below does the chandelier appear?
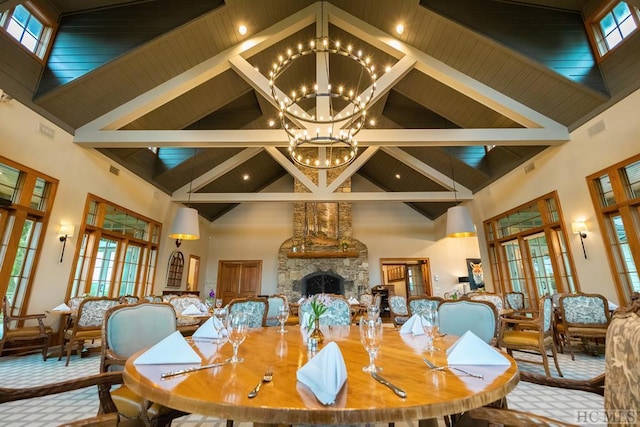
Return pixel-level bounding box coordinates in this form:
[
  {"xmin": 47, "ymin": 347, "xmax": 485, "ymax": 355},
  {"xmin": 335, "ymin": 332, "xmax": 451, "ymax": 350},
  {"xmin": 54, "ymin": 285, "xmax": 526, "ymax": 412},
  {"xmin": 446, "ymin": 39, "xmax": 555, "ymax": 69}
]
[{"xmin": 269, "ymin": 36, "xmax": 377, "ymax": 169}]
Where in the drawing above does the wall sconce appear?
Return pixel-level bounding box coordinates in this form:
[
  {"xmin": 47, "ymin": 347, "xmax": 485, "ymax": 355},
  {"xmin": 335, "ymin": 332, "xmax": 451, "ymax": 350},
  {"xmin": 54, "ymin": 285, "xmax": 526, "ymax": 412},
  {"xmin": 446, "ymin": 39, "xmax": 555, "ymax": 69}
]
[
  {"xmin": 58, "ymin": 224, "xmax": 75, "ymax": 263},
  {"xmin": 571, "ymin": 221, "xmax": 588, "ymax": 259}
]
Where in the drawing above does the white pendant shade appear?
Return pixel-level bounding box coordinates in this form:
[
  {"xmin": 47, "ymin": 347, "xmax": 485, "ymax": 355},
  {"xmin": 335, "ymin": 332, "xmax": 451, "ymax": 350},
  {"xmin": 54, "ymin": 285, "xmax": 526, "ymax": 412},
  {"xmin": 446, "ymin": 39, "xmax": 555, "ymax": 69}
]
[
  {"xmin": 168, "ymin": 207, "xmax": 200, "ymax": 241},
  {"xmin": 446, "ymin": 205, "xmax": 477, "ymax": 238}
]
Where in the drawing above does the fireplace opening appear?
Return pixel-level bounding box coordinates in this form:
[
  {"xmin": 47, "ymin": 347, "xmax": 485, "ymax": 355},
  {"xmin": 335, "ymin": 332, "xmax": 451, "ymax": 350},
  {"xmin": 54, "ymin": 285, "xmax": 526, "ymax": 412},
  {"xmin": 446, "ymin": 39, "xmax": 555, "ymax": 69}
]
[{"xmin": 300, "ymin": 271, "xmax": 345, "ymax": 296}]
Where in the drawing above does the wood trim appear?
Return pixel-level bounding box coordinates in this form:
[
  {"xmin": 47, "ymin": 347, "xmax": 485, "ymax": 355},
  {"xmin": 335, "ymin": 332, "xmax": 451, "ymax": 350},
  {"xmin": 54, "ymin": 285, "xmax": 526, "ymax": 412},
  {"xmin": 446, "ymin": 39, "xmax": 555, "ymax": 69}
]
[{"xmin": 286, "ymin": 250, "xmax": 359, "ymax": 258}]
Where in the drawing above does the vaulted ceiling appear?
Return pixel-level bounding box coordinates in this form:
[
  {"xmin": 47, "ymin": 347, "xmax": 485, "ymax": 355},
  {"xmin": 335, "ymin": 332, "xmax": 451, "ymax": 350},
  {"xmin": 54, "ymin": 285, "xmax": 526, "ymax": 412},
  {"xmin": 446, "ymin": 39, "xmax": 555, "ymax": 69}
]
[{"xmin": 5, "ymin": 0, "xmax": 634, "ymax": 223}]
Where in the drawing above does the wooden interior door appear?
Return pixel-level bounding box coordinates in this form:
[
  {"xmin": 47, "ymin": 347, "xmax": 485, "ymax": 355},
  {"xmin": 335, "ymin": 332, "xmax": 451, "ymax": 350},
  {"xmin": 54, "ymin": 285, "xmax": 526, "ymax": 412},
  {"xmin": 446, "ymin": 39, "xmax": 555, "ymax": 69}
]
[{"xmin": 217, "ymin": 260, "xmax": 262, "ymax": 304}]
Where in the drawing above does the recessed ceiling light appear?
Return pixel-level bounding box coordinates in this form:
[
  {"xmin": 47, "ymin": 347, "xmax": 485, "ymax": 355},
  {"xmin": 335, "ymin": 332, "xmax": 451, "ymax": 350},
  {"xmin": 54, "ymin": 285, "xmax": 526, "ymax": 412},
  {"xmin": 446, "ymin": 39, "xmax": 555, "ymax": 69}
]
[
  {"xmin": 395, "ymin": 174, "xmax": 401, "ymax": 179},
  {"xmin": 385, "ymin": 65, "xmax": 392, "ymax": 73},
  {"xmin": 238, "ymin": 24, "xmax": 247, "ymax": 36},
  {"xmin": 395, "ymin": 24, "xmax": 404, "ymax": 35},
  {"xmin": 243, "ymin": 174, "xmax": 250, "ymax": 181}
]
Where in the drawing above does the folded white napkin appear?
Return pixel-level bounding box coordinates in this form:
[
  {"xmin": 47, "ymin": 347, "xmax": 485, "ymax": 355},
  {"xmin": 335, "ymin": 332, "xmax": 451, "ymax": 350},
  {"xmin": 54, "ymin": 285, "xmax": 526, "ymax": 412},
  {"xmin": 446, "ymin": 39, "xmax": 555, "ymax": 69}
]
[
  {"xmin": 297, "ymin": 297, "xmax": 305, "ymax": 304},
  {"xmin": 446, "ymin": 331, "xmax": 509, "ymax": 365},
  {"xmin": 193, "ymin": 317, "xmax": 228, "ymax": 338},
  {"xmin": 608, "ymin": 301, "xmax": 618, "ymax": 311},
  {"xmin": 399, "ymin": 314, "xmax": 424, "ymax": 335},
  {"xmin": 182, "ymin": 304, "xmax": 203, "ymax": 316},
  {"xmin": 296, "ymin": 341, "xmax": 347, "ymax": 405},
  {"xmin": 134, "ymin": 330, "xmax": 201, "ymax": 365},
  {"xmin": 348, "ymin": 297, "xmax": 360, "ymax": 305},
  {"xmin": 52, "ymin": 303, "xmax": 71, "ymax": 311}
]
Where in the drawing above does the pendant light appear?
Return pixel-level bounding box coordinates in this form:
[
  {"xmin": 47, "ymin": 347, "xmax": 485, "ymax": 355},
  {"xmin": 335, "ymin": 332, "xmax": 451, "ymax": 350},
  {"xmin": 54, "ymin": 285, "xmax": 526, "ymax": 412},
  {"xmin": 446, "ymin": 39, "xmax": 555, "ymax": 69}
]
[
  {"xmin": 445, "ymin": 149, "xmax": 476, "ymax": 238},
  {"xmin": 168, "ymin": 149, "xmax": 200, "ymax": 247}
]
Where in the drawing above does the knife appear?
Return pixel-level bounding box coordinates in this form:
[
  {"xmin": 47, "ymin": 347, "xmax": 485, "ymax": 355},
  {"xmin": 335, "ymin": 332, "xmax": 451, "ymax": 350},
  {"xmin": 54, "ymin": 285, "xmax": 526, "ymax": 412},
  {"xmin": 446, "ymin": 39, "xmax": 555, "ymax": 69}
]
[
  {"xmin": 161, "ymin": 361, "xmax": 230, "ymax": 379},
  {"xmin": 371, "ymin": 372, "xmax": 407, "ymax": 398}
]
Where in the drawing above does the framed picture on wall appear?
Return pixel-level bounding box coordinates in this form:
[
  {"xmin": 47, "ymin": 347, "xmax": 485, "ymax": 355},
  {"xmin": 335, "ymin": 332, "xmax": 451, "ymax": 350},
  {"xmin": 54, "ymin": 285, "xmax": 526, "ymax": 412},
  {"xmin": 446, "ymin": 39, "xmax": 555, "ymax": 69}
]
[{"xmin": 466, "ymin": 258, "xmax": 485, "ymax": 290}]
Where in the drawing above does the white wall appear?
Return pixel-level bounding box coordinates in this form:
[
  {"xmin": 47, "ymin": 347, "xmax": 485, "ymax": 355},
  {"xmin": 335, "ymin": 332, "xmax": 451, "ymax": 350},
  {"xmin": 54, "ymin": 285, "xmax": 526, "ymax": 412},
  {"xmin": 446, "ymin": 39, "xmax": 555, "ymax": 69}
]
[
  {"xmin": 0, "ymin": 99, "xmax": 211, "ymax": 323},
  {"xmin": 471, "ymin": 89, "xmax": 640, "ymax": 304}
]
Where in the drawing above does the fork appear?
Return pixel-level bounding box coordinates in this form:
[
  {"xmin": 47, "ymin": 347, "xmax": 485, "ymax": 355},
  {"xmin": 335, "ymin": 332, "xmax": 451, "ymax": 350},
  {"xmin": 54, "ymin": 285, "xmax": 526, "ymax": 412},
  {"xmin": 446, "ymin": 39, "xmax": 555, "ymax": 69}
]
[
  {"xmin": 247, "ymin": 368, "xmax": 273, "ymax": 398},
  {"xmin": 422, "ymin": 357, "xmax": 484, "ymax": 379}
]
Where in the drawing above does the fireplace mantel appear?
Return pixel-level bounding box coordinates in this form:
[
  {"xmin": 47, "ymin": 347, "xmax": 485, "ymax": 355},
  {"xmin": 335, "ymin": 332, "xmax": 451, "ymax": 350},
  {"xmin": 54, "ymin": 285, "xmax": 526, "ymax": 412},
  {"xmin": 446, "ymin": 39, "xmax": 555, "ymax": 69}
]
[{"xmin": 286, "ymin": 250, "xmax": 360, "ymax": 259}]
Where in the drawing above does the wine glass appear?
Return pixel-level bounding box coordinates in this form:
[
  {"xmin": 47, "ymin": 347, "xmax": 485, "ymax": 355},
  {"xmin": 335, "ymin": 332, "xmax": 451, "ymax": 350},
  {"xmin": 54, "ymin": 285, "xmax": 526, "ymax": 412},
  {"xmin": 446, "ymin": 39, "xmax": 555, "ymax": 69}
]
[
  {"xmin": 212, "ymin": 307, "xmax": 227, "ymax": 343},
  {"xmin": 226, "ymin": 312, "xmax": 249, "ymax": 363},
  {"xmin": 359, "ymin": 316, "xmax": 383, "ymax": 372},
  {"xmin": 215, "ymin": 298, "xmax": 223, "ymax": 309},
  {"xmin": 277, "ymin": 305, "xmax": 289, "ymax": 334},
  {"xmin": 420, "ymin": 309, "xmax": 439, "ymax": 352},
  {"xmin": 366, "ymin": 304, "xmax": 380, "ymax": 321}
]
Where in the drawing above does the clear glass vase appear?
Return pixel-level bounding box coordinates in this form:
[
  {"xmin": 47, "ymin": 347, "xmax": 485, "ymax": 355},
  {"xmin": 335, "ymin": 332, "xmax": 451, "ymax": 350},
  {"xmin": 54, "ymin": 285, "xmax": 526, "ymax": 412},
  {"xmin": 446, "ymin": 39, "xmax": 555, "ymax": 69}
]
[{"xmin": 309, "ymin": 317, "xmax": 325, "ymax": 344}]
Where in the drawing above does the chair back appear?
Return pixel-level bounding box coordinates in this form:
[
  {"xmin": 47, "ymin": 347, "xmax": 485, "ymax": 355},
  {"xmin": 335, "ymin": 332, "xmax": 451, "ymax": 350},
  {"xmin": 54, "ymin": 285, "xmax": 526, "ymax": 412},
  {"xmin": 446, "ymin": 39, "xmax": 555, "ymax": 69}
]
[
  {"xmin": 266, "ymin": 295, "xmax": 288, "ymax": 327},
  {"xmin": 559, "ymin": 293, "xmax": 610, "ymax": 327},
  {"xmin": 101, "ymin": 302, "xmax": 177, "ymax": 372},
  {"xmin": 359, "ymin": 294, "xmax": 373, "ymax": 306},
  {"xmin": 118, "ymin": 295, "xmax": 139, "ymax": 304},
  {"xmin": 168, "ymin": 295, "xmax": 204, "ymax": 315},
  {"xmin": 143, "ymin": 295, "xmax": 163, "ymax": 303},
  {"xmin": 75, "ymin": 297, "xmax": 120, "ymax": 329},
  {"xmin": 388, "ymin": 295, "xmax": 408, "ymax": 316},
  {"xmin": 228, "ymin": 296, "xmax": 268, "ymax": 328},
  {"xmin": 504, "ymin": 292, "xmax": 525, "ymax": 310},
  {"xmin": 470, "ymin": 293, "xmax": 504, "ymax": 310},
  {"xmin": 67, "ymin": 296, "xmax": 86, "ymax": 311},
  {"xmin": 299, "ymin": 295, "xmax": 352, "ymax": 327},
  {"xmin": 438, "ymin": 299, "xmax": 499, "ymax": 344},
  {"xmin": 604, "ymin": 302, "xmax": 640, "ymax": 413},
  {"xmin": 407, "ymin": 295, "xmax": 443, "ymax": 316}
]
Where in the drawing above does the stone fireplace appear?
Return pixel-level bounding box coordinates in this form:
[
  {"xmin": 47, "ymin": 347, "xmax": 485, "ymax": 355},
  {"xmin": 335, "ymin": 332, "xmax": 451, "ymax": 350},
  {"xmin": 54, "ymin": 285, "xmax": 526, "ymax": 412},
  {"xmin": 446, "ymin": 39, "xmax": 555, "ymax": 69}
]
[{"xmin": 277, "ymin": 174, "xmax": 369, "ymax": 301}]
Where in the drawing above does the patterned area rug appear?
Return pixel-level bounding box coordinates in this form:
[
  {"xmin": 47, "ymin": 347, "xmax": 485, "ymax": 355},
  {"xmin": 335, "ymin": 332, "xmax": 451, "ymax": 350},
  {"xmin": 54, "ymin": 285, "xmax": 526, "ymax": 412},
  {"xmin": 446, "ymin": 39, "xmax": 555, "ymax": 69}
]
[{"xmin": 0, "ymin": 343, "xmax": 604, "ymax": 426}]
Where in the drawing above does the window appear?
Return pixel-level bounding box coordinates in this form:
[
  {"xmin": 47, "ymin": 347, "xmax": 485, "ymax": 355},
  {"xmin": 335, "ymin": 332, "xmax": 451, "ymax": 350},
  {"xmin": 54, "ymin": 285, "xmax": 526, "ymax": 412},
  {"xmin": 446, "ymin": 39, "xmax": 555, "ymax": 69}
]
[
  {"xmin": 68, "ymin": 195, "xmax": 161, "ymax": 299},
  {"xmin": 588, "ymin": 1, "xmax": 639, "ymax": 58},
  {"xmin": 484, "ymin": 192, "xmax": 579, "ymax": 308},
  {"xmin": 0, "ymin": 156, "xmax": 57, "ymax": 317},
  {"xmin": 587, "ymin": 154, "xmax": 640, "ymax": 304},
  {"xmin": 0, "ymin": 3, "xmax": 53, "ymax": 59}
]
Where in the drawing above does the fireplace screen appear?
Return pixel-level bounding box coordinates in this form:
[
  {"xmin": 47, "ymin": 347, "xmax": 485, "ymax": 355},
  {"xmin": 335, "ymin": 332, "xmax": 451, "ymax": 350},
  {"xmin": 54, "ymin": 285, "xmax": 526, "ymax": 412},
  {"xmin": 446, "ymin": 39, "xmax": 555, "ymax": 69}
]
[{"xmin": 301, "ymin": 271, "xmax": 344, "ymax": 296}]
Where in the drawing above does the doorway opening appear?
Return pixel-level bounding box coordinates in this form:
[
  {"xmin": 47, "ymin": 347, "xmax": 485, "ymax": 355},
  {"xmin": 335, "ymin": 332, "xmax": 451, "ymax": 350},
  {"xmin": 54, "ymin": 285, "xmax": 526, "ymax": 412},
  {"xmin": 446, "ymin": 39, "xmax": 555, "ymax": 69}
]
[{"xmin": 380, "ymin": 258, "xmax": 432, "ymax": 298}]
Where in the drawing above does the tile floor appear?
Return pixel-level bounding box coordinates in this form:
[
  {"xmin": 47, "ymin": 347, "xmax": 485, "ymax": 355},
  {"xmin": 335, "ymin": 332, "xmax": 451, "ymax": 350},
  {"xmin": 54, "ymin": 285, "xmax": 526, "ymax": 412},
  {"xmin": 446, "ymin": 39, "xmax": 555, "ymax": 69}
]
[{"xmin": 0, "ymin": 340, "xmax": 604, "ymax": 427}]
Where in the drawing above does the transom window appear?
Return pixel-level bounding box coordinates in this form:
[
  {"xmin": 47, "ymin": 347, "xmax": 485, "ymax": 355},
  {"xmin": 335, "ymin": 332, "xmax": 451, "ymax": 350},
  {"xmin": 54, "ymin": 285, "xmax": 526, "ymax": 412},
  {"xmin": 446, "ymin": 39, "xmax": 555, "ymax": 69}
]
[
  {"xmin": 588, "ymin": 1, "xmax": 639, "ymax": 58},
  {"xmin": 0, "ymin": 3, "xmax": 53, "ymax": 59}
]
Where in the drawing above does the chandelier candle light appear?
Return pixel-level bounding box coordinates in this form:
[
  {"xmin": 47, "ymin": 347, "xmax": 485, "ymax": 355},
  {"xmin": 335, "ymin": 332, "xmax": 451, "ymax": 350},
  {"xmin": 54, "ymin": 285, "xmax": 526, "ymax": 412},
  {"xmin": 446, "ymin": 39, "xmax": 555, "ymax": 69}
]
[{"xmin": 269, "ymin": 34, "xmax": 378, "ymax": 169}]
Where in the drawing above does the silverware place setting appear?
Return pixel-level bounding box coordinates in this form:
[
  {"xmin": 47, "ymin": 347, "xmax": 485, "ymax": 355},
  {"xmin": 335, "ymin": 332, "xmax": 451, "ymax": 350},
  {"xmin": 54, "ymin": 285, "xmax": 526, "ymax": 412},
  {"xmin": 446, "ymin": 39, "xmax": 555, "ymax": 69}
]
[{"xmin": 422, "ymin": 357, "xmax": 484, "ymax": 379}]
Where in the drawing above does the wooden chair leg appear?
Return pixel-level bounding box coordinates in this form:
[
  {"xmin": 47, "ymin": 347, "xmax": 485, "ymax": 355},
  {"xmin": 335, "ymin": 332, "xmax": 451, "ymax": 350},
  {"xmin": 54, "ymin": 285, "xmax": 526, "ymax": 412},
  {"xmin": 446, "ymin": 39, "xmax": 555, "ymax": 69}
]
[
  {"xmin": 551, "ymin": 343, "xmax": 563, "ymax": 377},
  {"xmin": 540, "ymin": 346, "xmax": 552, "ymax": 377}
]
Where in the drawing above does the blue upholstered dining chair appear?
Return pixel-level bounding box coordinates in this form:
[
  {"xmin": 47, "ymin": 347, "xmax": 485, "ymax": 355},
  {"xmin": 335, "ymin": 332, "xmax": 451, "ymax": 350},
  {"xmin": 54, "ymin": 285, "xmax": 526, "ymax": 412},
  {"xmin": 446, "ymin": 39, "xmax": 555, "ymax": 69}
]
[
  {"xmin": 265, "ymin": 294, "xmax": 287, "ymax": 326},
  {"xmin": 228, "ymin": 296, "xmax": 268, "ymax": 328},
  {"xmin": 388, "ymin": 295, "xmax": 410, "ymax": 328},
  {"xmin": 299, "ymin": 295, "xmax": 352, "ymax": 326},
  {"xmin": 558, "ymin": 292, "xmax": 610, "ymax": 361},
  {"xmin": 438, "ymin": 299, "xmax": 499, "ymax": 344},
  {"xmin": 407, "ymin": 295, "xmax": 443, "ymax": 316},
  {"xmin": 101, "ymin": 301, "xmax": 188, "ymax": 426},
  {"xmin": 504, "ymin": 292, "xmax": 525, "ymax": 311}
]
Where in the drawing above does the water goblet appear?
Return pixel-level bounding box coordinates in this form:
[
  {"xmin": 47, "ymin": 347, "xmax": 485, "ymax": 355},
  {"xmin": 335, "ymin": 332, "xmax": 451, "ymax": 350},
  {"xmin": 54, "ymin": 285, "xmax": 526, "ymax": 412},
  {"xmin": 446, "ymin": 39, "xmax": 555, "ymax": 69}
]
[
  {"xmin": 366, "ymin": 304, "xmax": 380, "ymax": 321},
  {"xmin": 212, "ymin": 307, "xmax": 227, "ymax": 343},
  {"xmin": 359, "ymin": 316, "xmax": 383, "ymax": 372},
  {"xmin": 277, "ymin": 306, "xmax": 289, "ymax": 334},
  {"xmin": 226, "ymin": 312, "xmax": 249, "ymax": 364},
  {"xmin": 215, "ymin": 298, "xmax": 223, "ymax": 309},
  {"xmin": 420, "ymin": 309, "xmax": 439, "ymax": 352}
]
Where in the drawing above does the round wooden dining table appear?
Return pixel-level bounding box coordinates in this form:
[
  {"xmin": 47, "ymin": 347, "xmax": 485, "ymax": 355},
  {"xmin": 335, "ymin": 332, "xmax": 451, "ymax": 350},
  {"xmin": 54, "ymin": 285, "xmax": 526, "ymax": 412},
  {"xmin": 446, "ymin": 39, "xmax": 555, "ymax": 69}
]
[{"xmin": 123, "ymin": 325, "xmax": 519, "ymax": 426}]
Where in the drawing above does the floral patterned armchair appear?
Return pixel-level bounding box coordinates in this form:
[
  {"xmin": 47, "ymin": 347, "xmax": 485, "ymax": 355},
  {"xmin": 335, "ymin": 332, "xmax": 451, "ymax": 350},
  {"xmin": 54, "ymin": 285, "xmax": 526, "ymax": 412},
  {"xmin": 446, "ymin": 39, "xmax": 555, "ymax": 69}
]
[
  {"xmin": 59, "ymin": 297, "xmax": 119, "ymax": 366},
  {"xmin": 388, "ymin": 295, "xmax": 410, "ymax": 328},
  {"xmin": 504, "ymin": 292, "xmax": 525, "ymax": 310},
  {"xmin": 470, "ymin": 293, "xmax": 505, "ymax": 311},
  {"xmin": 407, "ymin": 295, "xmax": 442, "ymax": 316},
  {"xmin": 558, "ymin": 293, "xmax": 610, "ymax": 360},
  {"xmin": 228, "ymin": 296, "xmax": 268, "ymax": 328},
  {"xmin": 167, "ymin": 295, "xmax": 206, "ymax": 334},
  {"xmin": 469, "ymin": 301, "xmax": 640, "ymax": 426},
  {"xmin": 299, "ymin": 295, "xmax": 352, "ymax": 327}
]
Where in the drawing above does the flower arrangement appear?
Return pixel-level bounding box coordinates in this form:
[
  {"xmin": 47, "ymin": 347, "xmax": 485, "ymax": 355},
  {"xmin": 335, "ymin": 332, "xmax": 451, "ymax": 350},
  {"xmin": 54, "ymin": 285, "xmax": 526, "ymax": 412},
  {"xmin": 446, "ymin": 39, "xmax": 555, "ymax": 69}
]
[
  {"xmin": 206, "ymin": 288, "xmax": 216, "ymax": 305},
  {"xmin": 307, "ymin": 293, "xmax": 331, "ymax": 329}
]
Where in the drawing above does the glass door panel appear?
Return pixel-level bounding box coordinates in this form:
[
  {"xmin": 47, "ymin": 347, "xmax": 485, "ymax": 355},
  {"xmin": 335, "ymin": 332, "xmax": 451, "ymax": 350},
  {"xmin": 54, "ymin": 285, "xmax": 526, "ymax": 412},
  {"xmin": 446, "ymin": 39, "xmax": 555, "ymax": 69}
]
[
  {"xmin": 119, "ymin": 244, "xmax": 141, "ymax": 296},
  {"xmin": 525, "ymin": 233, "xmax": 556, "ymax": 297},
  {"xmin": 607, "ymin": 214, "xmax": 640, "ymax": 298},
  {"xmin": 91, "ymin": 238, "xmax": 118, "ymax": 296}
]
